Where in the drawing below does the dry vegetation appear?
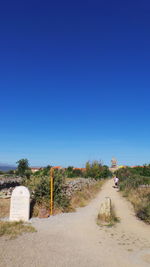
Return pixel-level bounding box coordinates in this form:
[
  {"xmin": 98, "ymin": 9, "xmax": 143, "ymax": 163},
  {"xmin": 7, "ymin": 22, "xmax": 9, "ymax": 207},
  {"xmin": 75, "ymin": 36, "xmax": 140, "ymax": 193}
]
[
  {"xmin": 0, "ymin": 198, "xmax": 10, "ymax": 218},
  {"xmin": 70, "ymin": 180, "xmax": 105, "ymax": 210},
  {"xmin": 127, "ymin": 187, "xmax": 150, "ymax": 223},
  {"xmin": 127, "ymin": 188, "xmax": 149, "ymax": 208},
  {"xmin": 116, "ymin": 166, "xmax": 150, "ymax": 223},
  {"xmin": 0, "ymin": 221, "xmax": 36, "ymax": 239}
]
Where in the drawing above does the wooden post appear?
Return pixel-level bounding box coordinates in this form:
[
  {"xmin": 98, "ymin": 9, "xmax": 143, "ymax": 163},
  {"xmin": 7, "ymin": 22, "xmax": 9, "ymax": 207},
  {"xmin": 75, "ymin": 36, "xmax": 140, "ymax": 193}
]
[{"xmin": 50, "ymin": 168, "xmax": 54, "ymax": 215}]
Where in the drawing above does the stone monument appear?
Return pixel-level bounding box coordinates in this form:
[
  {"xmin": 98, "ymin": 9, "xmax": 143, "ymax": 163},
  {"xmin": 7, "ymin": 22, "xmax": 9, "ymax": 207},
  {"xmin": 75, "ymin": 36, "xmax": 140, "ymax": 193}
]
[
  {"xmin": 111, "ymin": 157, "xmax": 117, "ymax": 168},
  {"xmin": 99, "ymin": 197, "xmax": 111, "ymax": 221},
  {"xmin": 9, "ymin": 186, "xmax": 30, "ymax": 222}
]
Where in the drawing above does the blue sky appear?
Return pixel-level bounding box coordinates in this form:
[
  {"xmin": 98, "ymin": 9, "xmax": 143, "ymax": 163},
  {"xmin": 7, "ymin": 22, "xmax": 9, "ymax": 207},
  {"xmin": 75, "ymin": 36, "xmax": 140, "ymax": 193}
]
[{"xmin": 0, "ymin": 0, "xmax": 150, "ymax": 167}]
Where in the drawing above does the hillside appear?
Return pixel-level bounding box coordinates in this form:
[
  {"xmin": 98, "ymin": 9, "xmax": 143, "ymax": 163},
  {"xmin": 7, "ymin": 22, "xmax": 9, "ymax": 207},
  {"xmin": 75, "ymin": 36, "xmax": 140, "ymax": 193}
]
[{"xmin": 0, "ymin": 164, "xmax": 16, "ymax": 172}]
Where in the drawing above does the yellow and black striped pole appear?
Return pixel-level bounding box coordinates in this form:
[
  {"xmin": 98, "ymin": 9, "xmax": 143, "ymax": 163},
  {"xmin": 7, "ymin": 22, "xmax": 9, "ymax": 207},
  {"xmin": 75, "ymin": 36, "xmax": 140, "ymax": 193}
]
[{"xmin": 50, "ymin": 168, "xmax": 54, "ymax": 215}]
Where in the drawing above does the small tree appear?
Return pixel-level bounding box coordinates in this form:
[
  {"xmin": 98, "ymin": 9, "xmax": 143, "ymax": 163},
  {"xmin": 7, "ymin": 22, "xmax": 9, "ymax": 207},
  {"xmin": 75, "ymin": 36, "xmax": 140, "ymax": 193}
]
[
  {"xmin": 16, "ymin": 158, "xmax": 30, "ymax": 177},
  {"xmin": 85, "ymin": 161, "xmax": 91, "ymax": 177},
  {"xmin": 42, "ymin": 165, "xmax": 52, "ymax": 176},
  {"xmin": 85, "ymin": 160, "xmax": 111, "ymax": 179},
  {"xmin": 65, "ymin": 166, "xmax": 74, "ymax": 178}
]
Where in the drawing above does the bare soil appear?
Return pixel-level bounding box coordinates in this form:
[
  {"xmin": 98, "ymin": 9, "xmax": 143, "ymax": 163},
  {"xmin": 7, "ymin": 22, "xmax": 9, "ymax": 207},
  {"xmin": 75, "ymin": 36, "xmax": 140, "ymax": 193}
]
[
  {"xmin": 0, "ymin": 199, "xmax": 10, "ymax": 218},
  {"xmin": 0, "ymin": 179, "xmax": 150, "ymax": 267}
]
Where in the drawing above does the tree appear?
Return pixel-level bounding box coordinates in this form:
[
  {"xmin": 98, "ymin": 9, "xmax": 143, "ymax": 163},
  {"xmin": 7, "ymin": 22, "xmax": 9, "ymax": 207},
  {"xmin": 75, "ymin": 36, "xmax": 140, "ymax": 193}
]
[
  {"xmin": 85, "ymin": 161, "xmax": 91, "ymax": 177},
  {"xmin": 65, "ymin": 166, "xmax": 74, "ymax": 178},
  {"xmin": 42, "ymin": 165, "xmax": 52, "ymax": 176},
  {"xmin": 24, "ymin": 169, "xmax": 32, "ymax": 179},
  {"xmin": 85, "ymin": 160, "xmax": 111, "ymax": 179},
  {"xmin": 16, "ymin": 158, "xmax": 30, "ymax": 177}
]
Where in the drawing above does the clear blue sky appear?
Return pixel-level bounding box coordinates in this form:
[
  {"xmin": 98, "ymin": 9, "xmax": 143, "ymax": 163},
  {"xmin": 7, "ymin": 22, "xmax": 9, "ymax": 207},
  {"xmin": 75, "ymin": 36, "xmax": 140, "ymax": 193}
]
[{"xmin": 0, "ymin": 0, "xmax": 150, "ymax": 167}]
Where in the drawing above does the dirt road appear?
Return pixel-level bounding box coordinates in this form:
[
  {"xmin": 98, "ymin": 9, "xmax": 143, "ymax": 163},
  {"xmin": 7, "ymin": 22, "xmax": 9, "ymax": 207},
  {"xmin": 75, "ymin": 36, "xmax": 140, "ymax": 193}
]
[{"xmin": 0, "ymin": 179, "xmax": 150, "ymax": 267}]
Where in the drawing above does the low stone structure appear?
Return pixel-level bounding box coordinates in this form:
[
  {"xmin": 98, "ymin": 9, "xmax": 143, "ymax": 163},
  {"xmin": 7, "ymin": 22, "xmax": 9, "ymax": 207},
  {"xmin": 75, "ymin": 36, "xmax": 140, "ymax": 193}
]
[
  {"xmin": 10, "ymin": 186, "xmax": 30, "ymax": 222},
  {"xmin": 111, "ymin": 158, "xmax": 117, "ymax": 168},
  {"xmin": 38, "ymin": 207, "xmax": 49, "ymax": 218},
  {"xmin": 0, "ymin": 176, "xmax": 22, "ymax": 198},
  {"xmin": 99, "ymin": 197, "xmax": 111, "ymax": 221},
  {"xmin": 63, "ymin": 178, "xmax": 97, "ymax": 198}
]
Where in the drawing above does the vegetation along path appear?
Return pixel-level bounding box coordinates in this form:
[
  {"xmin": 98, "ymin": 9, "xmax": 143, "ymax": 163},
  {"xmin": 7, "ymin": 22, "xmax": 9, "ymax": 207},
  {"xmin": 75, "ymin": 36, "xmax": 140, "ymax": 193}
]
[{"xmin": 0, "ymin": 179, "xmax": 150, "ymax": 267}]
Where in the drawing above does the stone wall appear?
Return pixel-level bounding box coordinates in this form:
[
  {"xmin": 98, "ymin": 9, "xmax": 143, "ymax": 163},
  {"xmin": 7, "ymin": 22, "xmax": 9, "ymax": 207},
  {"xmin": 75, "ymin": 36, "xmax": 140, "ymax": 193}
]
[
  {"xmin": 0, "ymin": 176, "xmax": 22, "ymax": 198},
  {"xmin": 0, "ymin": 176, "xmax": 97, "ymax": 199},
  {"xmin": 63, "ymin": 178, "xmax": 97, "ymax": 198}
]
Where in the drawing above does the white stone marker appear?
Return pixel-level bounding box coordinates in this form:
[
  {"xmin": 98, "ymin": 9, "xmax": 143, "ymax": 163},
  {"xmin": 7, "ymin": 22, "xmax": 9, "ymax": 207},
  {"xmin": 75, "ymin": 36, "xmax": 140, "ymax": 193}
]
[
  {"xmin": 9, "ymin": 186, "xmax": 30, "ymax": 222},
  {"xmin": 99, "ymin": 197, "xmax": 111, "ymax": 218}
]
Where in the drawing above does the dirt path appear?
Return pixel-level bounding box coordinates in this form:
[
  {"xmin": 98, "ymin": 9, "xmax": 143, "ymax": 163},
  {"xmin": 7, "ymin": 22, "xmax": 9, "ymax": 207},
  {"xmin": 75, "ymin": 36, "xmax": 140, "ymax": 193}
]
[{"xmin": 0, "ymin": 179, "xmax": 150, "ymax": 267}]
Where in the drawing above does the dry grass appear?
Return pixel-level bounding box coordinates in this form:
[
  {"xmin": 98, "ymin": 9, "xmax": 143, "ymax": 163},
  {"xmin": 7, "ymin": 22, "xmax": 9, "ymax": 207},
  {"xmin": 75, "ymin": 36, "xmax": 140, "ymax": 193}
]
[
  {"xmin": 0, "ymin": 221, "xmax": 36, "ymax": 239},
  {"xmin": 70, "ymin": 180, "xmax": 105, "ymax": 209},
  {"xmin": 65, "ymin": 178, "xmax": 75, "ymax": 182},
  {"xmin": 127, "ymin": 188, "xmax": 150, "ymax": 211},
  {"xmin": 31, "ymin": 201, "xmax": 70, "ymax": 217},
  {"xmin": 128, "ymin": 188, "xmax": 150, "ymax": 206},
  {"xmin": 0, "ymin": 198, "xmax": 10, "ymax": 218},
  {"xmin": 122, "ymin": 187, "xmax": 150, "ymax": 223}
]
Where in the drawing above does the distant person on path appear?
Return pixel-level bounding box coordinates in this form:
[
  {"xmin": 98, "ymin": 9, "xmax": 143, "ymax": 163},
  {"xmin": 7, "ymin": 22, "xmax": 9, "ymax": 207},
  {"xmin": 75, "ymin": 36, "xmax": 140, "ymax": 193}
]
[{"xmin": 114, "ymin": 176, "xmax": 119, "ymax": 188}]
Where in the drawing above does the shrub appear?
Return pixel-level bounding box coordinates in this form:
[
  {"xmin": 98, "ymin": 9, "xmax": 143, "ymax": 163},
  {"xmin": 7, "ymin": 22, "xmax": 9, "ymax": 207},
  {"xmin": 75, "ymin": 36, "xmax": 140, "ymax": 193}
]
[
  {"xmin": 33, "ymin": 170, "xmax": 70, "ymax": 211},
  {"xmin": 33, "ymin": 165, "xmax": 52, "ymax": 176},
  {"xmin": 34, "ymin": 177, "xmax": 50, "ymax": 204},
  {"xmin": 137, "ymin": 204, "xmax": 150, "ymax": 224},
  {"xmin": 64, "ymin": 166, "xmax": 83, "ymax": 178},
  {"xmin": 116, "ymin": 167, "xmax": 150, "ymax": 224},
  {"xmin": 85, "ymin": 161, "xmax": 111, "ymax": 179},
  {"xmin": 118, "ymin": 174, "xmax": 150, "ymax": 191}
]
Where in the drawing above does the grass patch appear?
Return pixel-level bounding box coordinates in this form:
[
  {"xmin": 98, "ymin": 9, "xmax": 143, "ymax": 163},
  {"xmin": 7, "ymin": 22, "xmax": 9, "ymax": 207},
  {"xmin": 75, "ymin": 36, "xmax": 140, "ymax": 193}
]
[
  {"xmin": 97, "ymin": 205, "xmax": 120, "ymax": 227},
  {"xmin": 0, "ymin": 221, "xmax": 36, "ymax": 239},
  {"xmin": 70, "ymin": 180, "xmax": 105, "ymax": 210},
  {"xmin": 0, "ymin": 199, "xmax": 10, "ymax": 218}
]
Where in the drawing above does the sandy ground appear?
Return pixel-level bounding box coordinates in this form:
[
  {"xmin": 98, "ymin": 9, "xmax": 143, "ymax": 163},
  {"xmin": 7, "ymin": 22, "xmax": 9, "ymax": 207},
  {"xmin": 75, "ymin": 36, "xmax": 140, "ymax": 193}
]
[{"xmin": 0, "ymin": 179, "xmax": 150, "ymax": 267}]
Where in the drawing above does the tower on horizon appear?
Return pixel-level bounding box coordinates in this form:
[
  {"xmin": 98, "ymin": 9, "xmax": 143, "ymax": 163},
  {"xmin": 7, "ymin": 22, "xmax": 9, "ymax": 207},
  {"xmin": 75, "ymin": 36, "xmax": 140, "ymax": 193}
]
[{"xmin": 111, "ymin": 157, "xmax": 117, "ymax": 168}]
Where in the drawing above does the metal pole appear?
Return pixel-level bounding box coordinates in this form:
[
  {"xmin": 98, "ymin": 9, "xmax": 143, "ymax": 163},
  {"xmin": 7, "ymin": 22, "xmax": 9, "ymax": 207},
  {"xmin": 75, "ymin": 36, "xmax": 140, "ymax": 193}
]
[{"xmin": 50, "ymin": 168, "xmax": 54, "ymax": 215}]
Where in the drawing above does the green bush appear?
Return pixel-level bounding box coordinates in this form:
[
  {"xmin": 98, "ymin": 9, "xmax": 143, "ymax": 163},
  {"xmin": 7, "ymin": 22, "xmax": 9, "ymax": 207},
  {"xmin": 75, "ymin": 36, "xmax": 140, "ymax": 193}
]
[
  {"xmin": 116, "ymin": 165, "xmax": 150, "ymax": 180},
  {"xmin": 64, "ymin": 166, "xmax": 83, "ymax": 178},
  {"xmin": 116, "ymin": 173, "xmax": 150, "ymax": 191},
  {"xmin": 34, "ymin": 177, "xmax": 50, "ymax": 203},
  {"xmin": 33, "ymin": 170, "xmax": 70, "ymax": 210},
  {"xmin": 33, "ymin": 165, "xmax": 52, "ymax": 176},
  {"xmin": 85, "ymin": 161, "xmax": 111, "ymax": 179}
]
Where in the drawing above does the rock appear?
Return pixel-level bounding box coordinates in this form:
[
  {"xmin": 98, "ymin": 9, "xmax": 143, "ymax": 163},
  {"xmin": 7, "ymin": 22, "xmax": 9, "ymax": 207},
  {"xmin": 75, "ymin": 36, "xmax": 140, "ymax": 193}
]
[
  {"xmin": 99, "ymin": 197, "xmax": 111, "ymax": 221},
  {"xmin": 38, "ymin": 207, "xmax": 49, "ymax": 218}
]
